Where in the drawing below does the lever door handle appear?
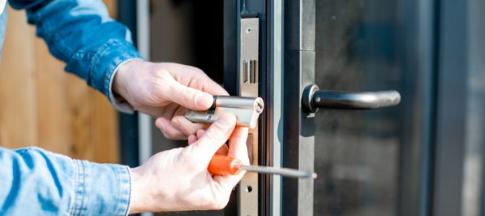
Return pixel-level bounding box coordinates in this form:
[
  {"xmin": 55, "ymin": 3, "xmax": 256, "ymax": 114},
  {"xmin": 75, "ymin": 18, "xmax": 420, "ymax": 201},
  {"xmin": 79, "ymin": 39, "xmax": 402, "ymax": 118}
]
[{"xmin": 302, "ymin": 84, "xmax": 401, "ymax": 113}]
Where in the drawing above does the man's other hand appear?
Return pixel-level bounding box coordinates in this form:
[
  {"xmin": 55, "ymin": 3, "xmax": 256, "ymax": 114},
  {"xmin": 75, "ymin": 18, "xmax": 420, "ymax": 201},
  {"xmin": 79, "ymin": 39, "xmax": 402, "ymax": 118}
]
[
  {"xmin": 128, "ymin": 113, "xmax": 250, "ymax": 213},
  {"xmin": 114, "ymin": 60, "xmax": 228, "ymax": 140}
]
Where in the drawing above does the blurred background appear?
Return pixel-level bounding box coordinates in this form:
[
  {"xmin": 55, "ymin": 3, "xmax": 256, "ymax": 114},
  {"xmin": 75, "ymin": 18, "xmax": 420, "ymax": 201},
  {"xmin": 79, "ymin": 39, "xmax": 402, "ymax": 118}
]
[
  {"xmin": 1, "ymin": 0, "xmax": 485, "ymax": 216},
  {"xmin": 0, "ymin": 0, "xmax": 119, "ymax": 163}
]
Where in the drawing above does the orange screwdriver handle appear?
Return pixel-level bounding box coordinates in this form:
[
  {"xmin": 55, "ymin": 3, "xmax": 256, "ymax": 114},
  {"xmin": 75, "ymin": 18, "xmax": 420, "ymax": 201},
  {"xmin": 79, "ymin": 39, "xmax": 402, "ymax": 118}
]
[{"xmin": 208, "ymin": 155, "xmax": 241, "ymax": 176}]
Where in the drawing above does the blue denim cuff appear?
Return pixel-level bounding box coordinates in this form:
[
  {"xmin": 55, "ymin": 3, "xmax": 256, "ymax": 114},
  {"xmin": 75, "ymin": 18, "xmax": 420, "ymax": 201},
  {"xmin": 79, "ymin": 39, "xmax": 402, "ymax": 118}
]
[
  {"xmin": 71, "ymin": 160, "xmax": 131, "ymax": 216},
  {"xmin": 89, "ymin": 38, "xmax": 141, "ymax": 98}
]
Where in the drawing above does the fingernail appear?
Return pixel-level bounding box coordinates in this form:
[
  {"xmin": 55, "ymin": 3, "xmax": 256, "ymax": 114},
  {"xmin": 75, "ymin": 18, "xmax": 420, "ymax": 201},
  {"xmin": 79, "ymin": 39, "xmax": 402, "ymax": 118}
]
[
  {"xmin": 196, "ymin": 93, "xmax": 213, "ymax": 109},
  {"xmin": 155, "ymin": 119, "xmax": 163, "ymax": 128},
  {"xmin": 156, "ymin": 119, "xmax": 167, "ymax": 131}
]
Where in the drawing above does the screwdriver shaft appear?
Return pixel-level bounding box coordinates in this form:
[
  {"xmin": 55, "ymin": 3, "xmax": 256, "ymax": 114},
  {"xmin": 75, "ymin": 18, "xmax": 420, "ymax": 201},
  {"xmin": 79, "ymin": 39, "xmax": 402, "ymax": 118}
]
[{"xmin": 239, "ymin": 164, "xmax": 317, "ymax": 179}]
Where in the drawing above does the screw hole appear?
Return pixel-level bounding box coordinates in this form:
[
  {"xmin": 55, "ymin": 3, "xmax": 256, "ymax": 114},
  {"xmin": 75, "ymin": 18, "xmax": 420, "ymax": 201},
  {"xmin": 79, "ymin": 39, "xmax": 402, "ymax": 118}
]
[{"xmin": 246, "ymin": 185, "xmax": 253, "ymax": 193}]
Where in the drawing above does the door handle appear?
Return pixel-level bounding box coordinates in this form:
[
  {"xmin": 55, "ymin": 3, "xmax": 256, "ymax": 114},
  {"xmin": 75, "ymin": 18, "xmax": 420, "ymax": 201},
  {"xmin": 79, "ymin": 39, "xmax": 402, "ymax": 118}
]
[{"xmin": 302, "ymin": 84, "xmax": 401, "ymax": 113}]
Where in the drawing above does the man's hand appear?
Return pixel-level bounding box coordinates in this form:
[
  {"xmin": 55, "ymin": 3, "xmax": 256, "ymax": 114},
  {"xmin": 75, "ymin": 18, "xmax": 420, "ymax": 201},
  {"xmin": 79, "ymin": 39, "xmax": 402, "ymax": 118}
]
[
  {"xmin": 114, "ymin": 60, "xmax": 228, "ymax": 140},
  {"xmin": 128, "ymin": 113, "xmax": 250, "ymax": 213}
]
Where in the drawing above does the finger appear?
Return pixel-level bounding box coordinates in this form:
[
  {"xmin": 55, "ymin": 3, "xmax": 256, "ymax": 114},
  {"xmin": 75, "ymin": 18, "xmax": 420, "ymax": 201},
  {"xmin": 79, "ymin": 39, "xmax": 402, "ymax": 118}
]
[
  {"xmin": 165, "ymin": 63, "xmax": 228, "ymax": 96},
  {"xmin": 160, "ymin": 105, "xmax": 206, "ymax": 137},
  {"xmin": 167, "ymin": 81, "xmax": 214, "ymax": 111},
  {"xmin": 193, "ymin": 129, "xmax": 230, "ymax": 155},
  {"xmin": 191, "ymin": 113, "xmax": 237, "ymax": 162},
  {"xmin": 201, "ymin": 126, "xmax": 227, "ymax": 154},
  {"xmin": 188, "ymin": 129, "xmax": 205, "ymax": 145},
  {"xmin": 196, "ymin": 76, "xmax": 228, "ymax": 96},
  {"xmin": 155, "ymin": 118, "xmax": 186, "ymax": 140},
  {"xmin": 227, "ymin": 127, "xmax": 249, "ymax": 163},
  {"xmin": 188, "ymin": 134, "xmax": 197, "ymax": 145},
  {"xmin": 171, "ymin": 115, "xmax": 206, "ymax": 136},
  {"xmin": 159, "ymin": 103, "xmax": 179, "ymax": 121},
  {"xmin": 215, "ymin": 145, "xmax": 229, "ymax": 155},
  {"xmin": 196, "ymin": 129, "xmax": 206, "ymax": 139},
  {"xmin": 212, "ymin": 127, "xmax": 249, "ymax": 190}
]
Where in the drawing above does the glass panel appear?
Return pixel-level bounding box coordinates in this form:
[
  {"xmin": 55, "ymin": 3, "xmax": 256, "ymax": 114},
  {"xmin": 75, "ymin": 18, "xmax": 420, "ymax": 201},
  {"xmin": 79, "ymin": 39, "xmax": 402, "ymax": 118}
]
[
  {"xmin": 314, "ymin": 1, "xmax": 402, "ymax": 215},
  {"xmin": 463, "ymin": 0, "xmax": 485, "ymax": 215}
]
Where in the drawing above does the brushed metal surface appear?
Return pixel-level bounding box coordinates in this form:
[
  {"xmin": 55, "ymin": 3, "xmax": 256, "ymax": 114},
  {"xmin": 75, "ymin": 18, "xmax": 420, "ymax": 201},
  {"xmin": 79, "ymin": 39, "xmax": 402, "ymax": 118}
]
[{"xmin": 239, "ymin": 17, "xmax": 260, "ymax": 216}]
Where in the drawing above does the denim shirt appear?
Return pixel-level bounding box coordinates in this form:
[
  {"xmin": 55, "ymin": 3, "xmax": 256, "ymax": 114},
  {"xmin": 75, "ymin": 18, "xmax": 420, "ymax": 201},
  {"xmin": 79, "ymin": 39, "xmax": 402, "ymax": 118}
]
[{"xmin": 0, "ymin": 0, "xmax": 142, "ymax": 215}]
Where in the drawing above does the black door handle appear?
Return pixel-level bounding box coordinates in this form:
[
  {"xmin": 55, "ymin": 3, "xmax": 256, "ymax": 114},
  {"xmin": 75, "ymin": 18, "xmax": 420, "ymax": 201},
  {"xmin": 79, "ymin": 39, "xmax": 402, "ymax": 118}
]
[{"xmin": 302, "ymin": 84, "xmax": 401, "ymax": 113}]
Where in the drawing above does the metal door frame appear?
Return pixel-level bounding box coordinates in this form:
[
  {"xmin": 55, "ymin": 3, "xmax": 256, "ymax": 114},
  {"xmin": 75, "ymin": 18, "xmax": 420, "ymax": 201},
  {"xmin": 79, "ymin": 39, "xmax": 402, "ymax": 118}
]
[
  {"xmin": 432, "ymin": 0, "xmax": 469, "ymax": 215},
  {"xmin": 282, "ymin": 0, "xmax": 315, "ymax": 215},
  {"xmin": 224, "ymin": 1, "xmax": 267, "ymax": 215},
  {"xmin": 224, "ymin": 0, "xmax": 284, "ymax": 215},
  {"xmin": 266, "ymin": 0, "xmax": 284, "ymax": 215},
  {"xmin": 224, "ymin": 0, "xmax": 317, "ymax": 215}
]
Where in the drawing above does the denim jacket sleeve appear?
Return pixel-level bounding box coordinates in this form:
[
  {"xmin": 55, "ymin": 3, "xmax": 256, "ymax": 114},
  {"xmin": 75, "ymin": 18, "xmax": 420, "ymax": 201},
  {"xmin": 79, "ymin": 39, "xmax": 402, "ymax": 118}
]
[
  {"xmin": 8, "ymin": 0, "xmax": 142, "ymax": 102},
  {"xmin": 0, "ymin": 147, "xmax": 131, "ymax": 215}
]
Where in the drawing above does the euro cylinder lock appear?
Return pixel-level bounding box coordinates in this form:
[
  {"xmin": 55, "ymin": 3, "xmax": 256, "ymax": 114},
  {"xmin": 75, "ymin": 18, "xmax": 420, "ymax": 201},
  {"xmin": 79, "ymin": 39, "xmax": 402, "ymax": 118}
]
[{"xmin": 185, "ymin": 96, "xmax": 264, "ymax": 129}]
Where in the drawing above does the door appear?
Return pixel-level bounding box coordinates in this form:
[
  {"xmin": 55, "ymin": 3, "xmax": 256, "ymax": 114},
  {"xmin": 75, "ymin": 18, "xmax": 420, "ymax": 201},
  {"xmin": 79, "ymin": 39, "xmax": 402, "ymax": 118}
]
[
  {"xmin": 128, "ymin": 0, "xmax": 485, "ymax": 215},
  {"xmin": 226, "ymin": 1, "xmax": 406, "ymax": 215},
  {"xmin": 281, "ymin": 0, "xmax": 428, "ymax": 216},
  {"xmin": 306, "ymin": 1, "xmax": 404, "ymax": 215}
]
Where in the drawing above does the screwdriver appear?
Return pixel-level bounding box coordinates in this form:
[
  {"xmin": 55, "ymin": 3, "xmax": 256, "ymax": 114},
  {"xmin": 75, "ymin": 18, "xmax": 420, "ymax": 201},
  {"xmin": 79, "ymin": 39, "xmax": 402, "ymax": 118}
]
[{"xmin": 208, "ymin": 155, "xmax": 317, "ymax": 179}]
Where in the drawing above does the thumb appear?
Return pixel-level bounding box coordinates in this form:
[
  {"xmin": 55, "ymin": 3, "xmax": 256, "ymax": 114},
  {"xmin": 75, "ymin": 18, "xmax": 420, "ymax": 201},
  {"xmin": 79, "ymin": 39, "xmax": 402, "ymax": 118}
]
[
  {"xmin": 167, "ymin": 81, "xmax": 214, "ymax": 110},
  {"xmin": 191, "ymin": 113, "xmax": 237, "ymax": 162}
]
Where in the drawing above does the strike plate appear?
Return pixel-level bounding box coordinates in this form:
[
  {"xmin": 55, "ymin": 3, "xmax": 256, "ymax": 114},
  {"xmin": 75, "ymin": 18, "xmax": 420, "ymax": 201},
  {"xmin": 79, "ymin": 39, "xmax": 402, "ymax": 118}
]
[{"xmin": 239, "ymin": 17, "xmax": 259, "ymax": 216}]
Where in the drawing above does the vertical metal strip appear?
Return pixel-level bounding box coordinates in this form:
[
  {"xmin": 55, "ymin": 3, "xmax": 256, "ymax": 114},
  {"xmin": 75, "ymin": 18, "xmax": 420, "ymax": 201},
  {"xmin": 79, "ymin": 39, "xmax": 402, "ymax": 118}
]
[
  {"xmin": 433, "ymin": 0, "xmax": 468, "ymax": 215},
  {"xmin": 283, "ymin": 0, "xmax": 316, "ymax": 215},
  {"xmin": 269, "ymin": 0, "xmax": 284, "ymax": 215},
  {"xmin": 136, "ymin": 1, "xmax": 153, "ymax": 216},
  {"xmin": 239, "ymin": 17, "xmax": 260, "ymax": 216},
  {"xmin": 397, "ymin": 0, "xmax": 437, "ymax": 215},
  {"xmin": 136, "ymin": 0, "xmax": 152, "ymax": 164}
]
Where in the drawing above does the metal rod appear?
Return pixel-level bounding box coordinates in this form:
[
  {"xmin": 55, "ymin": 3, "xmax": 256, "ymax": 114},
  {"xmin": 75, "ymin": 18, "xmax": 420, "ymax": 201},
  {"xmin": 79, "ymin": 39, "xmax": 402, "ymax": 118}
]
[{"xmin": 239, "ymin": 165, "xmax": 317, "ymax": 179}]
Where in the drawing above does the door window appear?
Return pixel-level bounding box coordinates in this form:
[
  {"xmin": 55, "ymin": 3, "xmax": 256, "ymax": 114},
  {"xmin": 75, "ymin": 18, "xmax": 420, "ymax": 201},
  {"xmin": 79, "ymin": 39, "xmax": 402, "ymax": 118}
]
[{"xmin": 314, "ymin": 1, "xmax": 402, "ymax": 215}]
